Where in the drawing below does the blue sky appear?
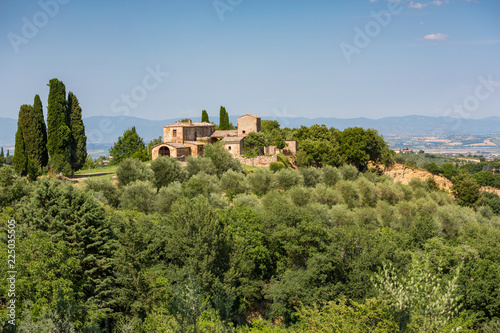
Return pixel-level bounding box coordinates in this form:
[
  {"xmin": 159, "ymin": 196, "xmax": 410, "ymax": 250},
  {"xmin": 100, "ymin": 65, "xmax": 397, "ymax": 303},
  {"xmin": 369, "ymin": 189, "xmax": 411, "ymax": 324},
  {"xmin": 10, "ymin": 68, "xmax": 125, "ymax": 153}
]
[{"xmin": 0, "ymin": 0, "xmax": 499, "ymax": 121}]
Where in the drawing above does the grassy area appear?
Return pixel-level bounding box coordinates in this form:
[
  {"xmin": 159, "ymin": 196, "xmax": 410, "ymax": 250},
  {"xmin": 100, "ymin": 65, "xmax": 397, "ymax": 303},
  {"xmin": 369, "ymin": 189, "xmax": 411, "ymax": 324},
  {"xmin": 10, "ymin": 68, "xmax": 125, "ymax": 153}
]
[{"xmin": 75, "ymin": 164, "xmax": 120, "ymax": 175}]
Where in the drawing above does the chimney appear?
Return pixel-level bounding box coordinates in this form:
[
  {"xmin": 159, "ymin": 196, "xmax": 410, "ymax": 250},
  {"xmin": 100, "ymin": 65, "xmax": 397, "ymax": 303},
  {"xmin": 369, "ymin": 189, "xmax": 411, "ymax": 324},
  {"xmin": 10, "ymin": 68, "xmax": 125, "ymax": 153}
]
[{"xmin": 188, "ymin": 119, "xmax": 192, "ymax": 125}]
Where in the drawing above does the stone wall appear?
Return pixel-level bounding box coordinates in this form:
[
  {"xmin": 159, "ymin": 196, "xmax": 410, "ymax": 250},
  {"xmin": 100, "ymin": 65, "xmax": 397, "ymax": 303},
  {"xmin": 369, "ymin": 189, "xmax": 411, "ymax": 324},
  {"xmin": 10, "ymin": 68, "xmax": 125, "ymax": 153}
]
[{"xmin": 237, "ymin": 155, "xmax": 277, "ymax": 167}]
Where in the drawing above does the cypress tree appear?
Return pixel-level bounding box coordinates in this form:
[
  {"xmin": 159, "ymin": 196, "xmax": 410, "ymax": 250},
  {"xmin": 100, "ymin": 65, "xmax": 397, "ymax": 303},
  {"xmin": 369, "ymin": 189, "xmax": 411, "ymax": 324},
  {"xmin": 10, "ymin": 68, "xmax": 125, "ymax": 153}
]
[
  {"xmin": 0, "ymin": 147, "xmax": 3, "ymax": 158},
  {"xmin": 68, "ymin": 92, "xmax": 87, "ymax": 173},
  {"xmin": 13, "ymin": 105, "xmax": 29, "ymax": 176},
  {"xmin": 23, "ymin": 95, "xmax": 49, "ymax": 171},
  {"xmin": 202, "ymin": 110, "xmax": 209, "ymax": 123},
  {"xmin": 47, "ymin": 78, "xmax": 71, "ymax": 175},
  {"xmin": 6, "ymin": 150, "xmax": 9, "ymax": 157},
  {"xmin": 219, "ymin": 106, "xmax": 230, "ymax": 130}
]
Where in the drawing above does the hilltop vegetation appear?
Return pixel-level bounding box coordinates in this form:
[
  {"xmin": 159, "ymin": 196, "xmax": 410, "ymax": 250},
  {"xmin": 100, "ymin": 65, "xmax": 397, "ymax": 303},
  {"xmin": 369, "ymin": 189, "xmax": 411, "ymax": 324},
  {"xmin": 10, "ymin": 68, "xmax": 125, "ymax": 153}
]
[{"xmin": 1, "ymin": 138, "xmax": 500, "ymax": 332}]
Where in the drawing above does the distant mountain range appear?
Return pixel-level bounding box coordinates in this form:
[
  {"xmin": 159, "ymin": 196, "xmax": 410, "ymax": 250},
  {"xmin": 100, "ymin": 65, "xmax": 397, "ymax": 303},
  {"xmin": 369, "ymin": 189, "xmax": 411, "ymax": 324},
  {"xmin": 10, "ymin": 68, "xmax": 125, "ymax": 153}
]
[{"xmin": 1, "ymin": 115, "xmax": 500, "ymax": 148}]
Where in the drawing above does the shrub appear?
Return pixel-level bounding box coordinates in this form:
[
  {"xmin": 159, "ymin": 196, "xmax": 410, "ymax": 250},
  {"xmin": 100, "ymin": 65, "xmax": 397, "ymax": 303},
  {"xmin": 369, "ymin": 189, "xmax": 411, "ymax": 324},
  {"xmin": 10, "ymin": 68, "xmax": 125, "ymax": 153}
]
[
  {"xmin": 116, "ymin": 158, "xmax": 153, "ymax": 187},
  {"xmin": 339, "ymin": 164, "xmax": 359, "ymax": 181},
  {"xmin": 288, "ymin": 185, "xmax": 312, "ymax": 206},
  {"xmin": 323, "ymin": 165, "xmax": 342, "ymax": 187},
  {"xmin": 329, "ymin": 204, "xmax": 354, "ymax": 226},
  {"xmin": 353, "ymin": 207, "xmax": 379, "ymax": 228},
  {"xmin": 120, "ymin": 180, "xmax": 157, "ymax": 213},
  {"xmin": 183, "ymin": 172, "xmax": 221, "ymax": 198},
  {"xmin": 150, "ymin": 156, "xmax": 187, "ymax": 189},
  {"xmin": 335, "ymin": 180, "xmax": 360, "ymax": 209},
  {"xmin": 300, "ymin": 167, "xmax": 324, "ymax": 187},
  {"xmin": 154, "ymin": 181, "xmax": 183, "ymax": 214},
  {"xmin": 84, "ymin": 178, "xmax": 120, "ymax": 207},
  {"xmin": 248, "ymin": 167, "xmax": 274, "ymax": 196},
  {"xmin": 313, "ymin": 184, "xmax": 344, "ymax": 207},
  {"xmin": 273, "ymin": 168, "xmax": 304, "ymax": 191},
  {"xmin": 269, "ymin": 161, "xmax": 285, "ymax": 172},
  {"xmin": 0, "ymin": 165, "xmax": 29, "ymax": 207},
  {"xmin": 186, "ymin": 156, "xmax": 217, "ymax": 177},
  {"xmin": 220, "ymin": 169, "xmax": 250, "ymax": 200},
  {"xmin": 232, "ymin": 193, "xmax": 261, "ymax": 208},
  {"xmin": 277, "ymin": 153, "xmax": 290, "ymax": 167},
  {"xmin": 356, "ymin": 177, "xmax": 379, "ymax": 207},
  {"xmin": 203, "ymin": 143, "xmax": 242, "ymax": 177},
  {"xmin": 378, "ymin": 181, "xmax": 405, "ymax": 205}
]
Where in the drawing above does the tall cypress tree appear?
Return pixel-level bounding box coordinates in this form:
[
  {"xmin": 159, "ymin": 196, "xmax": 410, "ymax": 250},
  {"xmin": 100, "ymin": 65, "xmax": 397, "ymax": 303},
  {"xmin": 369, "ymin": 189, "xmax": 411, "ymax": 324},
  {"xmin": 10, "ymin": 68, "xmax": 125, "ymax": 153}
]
[
  {"xmin": 68, "ymin": 92, "xmax": 87, "ymax": 173},
  {"xmin": 23, "ymin": 95, "xmax": 49, "ymax": 169},
  {"xmin": 47, "ymin": 78, "xmax": 71, "ymax": 175},
  {"xmin": 202, "ymin": 110, "xmax": 209, "ymax": 123},
  {"xmin": 13, "ymin": 105, "xmax": 29, "ymax": 176},
  {"xmin": 219, "ymin": 106, "xmax": 230, "ymax": 130},
  {"xmin": 0, "ymin": 147, "xmax": 3, "ymax": 158}
]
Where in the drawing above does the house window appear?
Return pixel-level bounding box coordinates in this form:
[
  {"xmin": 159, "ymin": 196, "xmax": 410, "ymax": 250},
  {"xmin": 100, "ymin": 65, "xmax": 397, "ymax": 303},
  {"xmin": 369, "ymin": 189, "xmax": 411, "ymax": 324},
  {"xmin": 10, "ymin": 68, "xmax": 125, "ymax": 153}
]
[
  {"xmin": 228, "ymin": 146, "xmax": 231, "ymax": 150},
  {"xmin": 172, "ymin": 129, "xmax": 177, "ymax": 137},
  {"xmin": 242, "ymin": 130, "xmax": 246, "ymax": 134}
]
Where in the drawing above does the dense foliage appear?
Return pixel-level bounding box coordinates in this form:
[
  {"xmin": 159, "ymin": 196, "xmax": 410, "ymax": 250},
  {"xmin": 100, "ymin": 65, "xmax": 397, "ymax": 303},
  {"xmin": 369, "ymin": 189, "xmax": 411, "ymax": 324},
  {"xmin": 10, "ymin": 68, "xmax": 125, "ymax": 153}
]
[{"xmin": 2, "ymin": 141, "xmax": 500, "ymax": 332}]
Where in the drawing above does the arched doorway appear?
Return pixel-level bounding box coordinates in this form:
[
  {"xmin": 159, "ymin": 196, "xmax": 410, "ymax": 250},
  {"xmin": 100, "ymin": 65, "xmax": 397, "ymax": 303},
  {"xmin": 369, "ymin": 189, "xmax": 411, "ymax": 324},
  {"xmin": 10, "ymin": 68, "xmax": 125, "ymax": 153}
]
[{"xmin": 159, "ymin": 146, "xmax": 170, "ymax": 157}]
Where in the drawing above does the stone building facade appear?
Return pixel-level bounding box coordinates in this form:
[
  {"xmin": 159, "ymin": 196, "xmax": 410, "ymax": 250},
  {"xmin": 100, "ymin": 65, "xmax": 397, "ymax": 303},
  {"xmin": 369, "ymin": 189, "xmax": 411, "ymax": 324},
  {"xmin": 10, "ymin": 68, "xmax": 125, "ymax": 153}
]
[{"xmin": 151, "ymin": 114, "xmax": 262, "ymax": 160}]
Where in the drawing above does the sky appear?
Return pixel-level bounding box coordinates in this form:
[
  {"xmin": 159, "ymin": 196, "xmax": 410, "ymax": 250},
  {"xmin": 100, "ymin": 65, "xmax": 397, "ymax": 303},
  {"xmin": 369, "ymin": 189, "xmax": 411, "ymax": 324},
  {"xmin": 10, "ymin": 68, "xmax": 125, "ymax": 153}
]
[{"xmin": 0, "ymin": 0, "xmax": 499, "ymax": 122}]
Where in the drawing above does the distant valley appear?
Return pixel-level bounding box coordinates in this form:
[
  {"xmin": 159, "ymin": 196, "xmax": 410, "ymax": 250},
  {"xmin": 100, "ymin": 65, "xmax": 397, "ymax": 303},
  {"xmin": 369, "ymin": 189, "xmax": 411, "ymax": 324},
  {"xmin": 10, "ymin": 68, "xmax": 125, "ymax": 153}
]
[{"xmin": 1, "ymin": 115, "xmax": 500, "ymax": 158}]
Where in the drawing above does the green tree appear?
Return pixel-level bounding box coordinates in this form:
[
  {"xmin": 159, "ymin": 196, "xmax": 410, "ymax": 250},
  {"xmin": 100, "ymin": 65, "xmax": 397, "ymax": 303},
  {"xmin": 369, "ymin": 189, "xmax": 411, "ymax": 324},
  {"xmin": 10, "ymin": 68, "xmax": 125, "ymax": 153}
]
[
  {"xmin": 203, "ymin": 142, "xmax": 242, "ymax": 177},
  {"xmin": 339, "ymin": 127, "xmax": 391, "ymax": 171},
  {"xmin": 219, "ymin": 106, "xmax": 230, "ymax": 130},
  {"xmin": 67, "ymin": 92, "xmax": 87, "ymax": 173},
  {"xmin": 261, "ymin": 120, "xmax": 281, "ymax": 134},
  {"xmin": 201, "ymin": 110, "xmax": 209, "ymax": 123},
  {"xmin": 150, "ymin": 156, "xmax": 187, "ymax": 189},
  {"xmin": 47, "ymin": 78, "xmax": 72, "ymax": 175},
  {"xmin": 116, "ymin": 157, "xmax": 154, "ymax": 187},
  {"xmin": 18, "ymin": 178, "xmax": 117, "ymax": 324},
  {"xmin": 0, "ymin": 147, "xmax": 4, "ymax": 165},
  {"xmin": 26, "ymin": 94, "xmax": 49, "ymax": 168},
  {"xmin": 373, "ymin": 256, "xmax": 463, "ymax": 332},
  {"xmin": 451, "ymin": 172, "xmax": 481, "ymax": 207},
  {"xmin": 244, "ymin": 132, "xmax": 268, "ymax": 157},
  {"xmin": 120, "ymin": 180, "xmax": 157, "ymax": 213},
  {"xmin": 109, "ymin": 127, "xmax": 147, "ymax": 165},
  {"xmin": 13, "ymin": 105, "xmax": 29, "ymax": 176}
]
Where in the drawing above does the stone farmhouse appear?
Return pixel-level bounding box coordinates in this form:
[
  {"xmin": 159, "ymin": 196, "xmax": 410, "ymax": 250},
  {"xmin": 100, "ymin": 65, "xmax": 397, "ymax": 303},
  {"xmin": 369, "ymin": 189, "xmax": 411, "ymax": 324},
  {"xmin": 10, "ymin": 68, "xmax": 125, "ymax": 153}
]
[
  {"xmin": 151, "ymin": 114, "xmax": 257, "ymax": 160},
  {"xmin": 151, "ymin": 114, "xmax": 297, "ymax": 161}
]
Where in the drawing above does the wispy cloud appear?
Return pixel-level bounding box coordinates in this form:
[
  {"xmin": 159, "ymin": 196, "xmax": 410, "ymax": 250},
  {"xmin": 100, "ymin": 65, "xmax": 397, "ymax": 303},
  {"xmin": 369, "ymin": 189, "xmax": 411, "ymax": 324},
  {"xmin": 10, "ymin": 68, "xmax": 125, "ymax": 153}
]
[
  {"xmin": 423, "ymin": 33, "xmax": 448, "ymax": 40},
  {"xmin": 409, "ymin": 1, "xmax": 428, "ymax": 9},
  {"xmin": 431, "ymin": 0, "xmax": 443, "ymax": 5}
]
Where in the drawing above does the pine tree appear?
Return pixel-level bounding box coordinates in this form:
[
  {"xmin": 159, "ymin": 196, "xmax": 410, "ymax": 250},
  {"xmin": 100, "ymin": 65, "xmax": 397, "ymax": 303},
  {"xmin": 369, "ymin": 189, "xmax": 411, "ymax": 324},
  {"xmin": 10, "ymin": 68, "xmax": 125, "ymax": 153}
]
[
  {"xmin": 202, "ymin": 110, "xmax": 209, "ymax": 123},
  {"xmin": 68, "ymin": 92, "xmax": 87, "ymax": 173},
  {"xmin": 219, "ymin": 106, "xmax": 230, "ymax": 130},
  {"xmin": 13, "ymin": 105, "xmax": 29, "ymax": 176},
  {"xmin": 47, "ymin": 78, "xmax": 72, "ymax": 175}
]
